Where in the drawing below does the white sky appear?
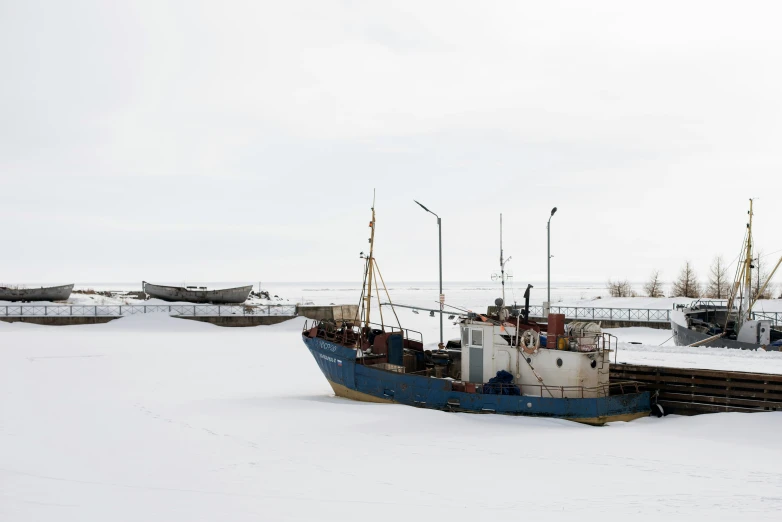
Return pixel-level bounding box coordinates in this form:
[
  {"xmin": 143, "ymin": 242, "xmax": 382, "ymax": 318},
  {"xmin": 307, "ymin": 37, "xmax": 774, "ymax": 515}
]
[{"xmin": 2, "ymin": 1, "xmax": 781, "ymax": 285}]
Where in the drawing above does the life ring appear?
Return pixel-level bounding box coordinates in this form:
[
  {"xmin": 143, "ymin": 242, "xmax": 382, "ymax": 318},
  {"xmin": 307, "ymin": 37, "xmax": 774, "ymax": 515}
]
[{"xmin": 521, "ymin": 329, "xmax": 540, "ymax": 354}]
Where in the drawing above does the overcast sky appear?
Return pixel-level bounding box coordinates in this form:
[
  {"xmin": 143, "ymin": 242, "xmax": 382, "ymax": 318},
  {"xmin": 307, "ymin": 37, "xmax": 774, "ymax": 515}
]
[{"xmin": 2, "ymin": 1, "xmax": 781, "ymax": 286}]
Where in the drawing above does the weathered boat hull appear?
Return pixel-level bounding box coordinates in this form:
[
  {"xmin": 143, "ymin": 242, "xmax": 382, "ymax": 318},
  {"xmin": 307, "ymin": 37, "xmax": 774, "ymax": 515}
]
[
  {"xmin": 302, "ymin": 336, "xmax": 651, "ymax": 425},
  {"xmin": 142, "ymin": 282, "xmax": 252, "ymax": 304},
  {"xmin": 670, "ymin": 319, "xmax": 780, "ymax": 351},
  {"xmin": 0, "ymin": 284, "xmax": 74, "ymax": 302}
]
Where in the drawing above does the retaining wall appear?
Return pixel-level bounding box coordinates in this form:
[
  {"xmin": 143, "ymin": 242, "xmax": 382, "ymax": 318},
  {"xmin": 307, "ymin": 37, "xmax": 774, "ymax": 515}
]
[
  {"xmin": 0, "ymin": 316, "xmax": 119, "ymax": 326},
  {"xmin": 175, "ymin": 315, "xmax": 294, "ymax": 327}
]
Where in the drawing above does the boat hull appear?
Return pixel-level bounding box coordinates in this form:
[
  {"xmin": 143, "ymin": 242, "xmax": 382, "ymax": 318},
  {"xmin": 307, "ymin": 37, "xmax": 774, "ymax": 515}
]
[
  {"xmin": 670, "ymin": 319, "xmax": 780, "ymax": 351},
  {"xmin": 0, "ymin": 284, "xmax": 74, "ymax": 302},
  {"xmin": 143, "ymin": 282, "xmax": 252, "ymax": 304},
  {"xmin": 303, "ymin": 336, "xmax": 651, "ymax": 425}
]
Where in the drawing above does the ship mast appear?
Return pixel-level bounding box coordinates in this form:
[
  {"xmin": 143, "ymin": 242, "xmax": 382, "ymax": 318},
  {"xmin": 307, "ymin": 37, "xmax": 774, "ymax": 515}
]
[{"xmin": 363, "ymin": 195, "xmax": 377, "ymax": 327}]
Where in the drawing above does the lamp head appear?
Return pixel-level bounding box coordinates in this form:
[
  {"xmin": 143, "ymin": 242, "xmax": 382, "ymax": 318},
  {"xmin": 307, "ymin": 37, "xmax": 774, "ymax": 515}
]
[
  {"xmin": 551, "ymin": 207, "xmax": 557, "ymax": 216},
  {"xmin": 414, "ymin": 200, "xmax": 430, "ymax": 213}
]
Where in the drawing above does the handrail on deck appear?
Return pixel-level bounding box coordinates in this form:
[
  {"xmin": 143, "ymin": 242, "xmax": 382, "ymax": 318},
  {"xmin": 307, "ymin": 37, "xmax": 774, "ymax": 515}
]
[
  {"xmin": 471, "ymin": 380, "xmax": 643, "ymax": 398},
  {"xmin": 303, "ymin": 318, "xmax": 424, "ymax": 346}
]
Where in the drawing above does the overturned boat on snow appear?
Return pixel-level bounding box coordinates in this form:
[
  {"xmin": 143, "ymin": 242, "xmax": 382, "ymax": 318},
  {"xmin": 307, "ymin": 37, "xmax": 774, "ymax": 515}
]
[
  {"xmin": 142, "ymin": 281, "xmax": 252, "ymax": 304},
  {"xmin": 0, "ymin": 284, "xmax": 74, "ymax": 302}
]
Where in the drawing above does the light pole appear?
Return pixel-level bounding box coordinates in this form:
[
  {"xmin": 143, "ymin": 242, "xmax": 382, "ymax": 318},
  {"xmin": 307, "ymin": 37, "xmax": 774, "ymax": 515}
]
[
  {"xmin": 547, "ymin": 207, "xmax": 557, "ymax": 310},
  {"xmin": 414, "ymin": 200, "xmax": 444, "ymax": 350}
]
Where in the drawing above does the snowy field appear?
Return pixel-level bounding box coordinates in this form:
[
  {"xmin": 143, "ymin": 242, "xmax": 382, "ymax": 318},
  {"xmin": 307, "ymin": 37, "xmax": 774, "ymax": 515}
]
[
  {"xmin": 608, "ymin": 327, "xmax": 782, "ymax": 373},
  {"xmin": 2, "ymin": 314, "xmax": 782, "ymax": 521},
  {"xmin": 5, "ymin": 280, "xmax": 781, "ymax": 312}
]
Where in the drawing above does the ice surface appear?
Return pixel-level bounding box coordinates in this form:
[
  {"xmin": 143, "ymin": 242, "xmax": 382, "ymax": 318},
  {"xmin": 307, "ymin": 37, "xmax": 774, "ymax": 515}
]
[
  {"xmin": 3, "ymin": 280, "xmax": 780, "ymax": 313},
  {"xmin": 2, "ymin": 314, "xmax": 782, "ymax": 521},
  {"xmin": 605, "ymin": 326, "xmax": 782, "ymax": 373}
]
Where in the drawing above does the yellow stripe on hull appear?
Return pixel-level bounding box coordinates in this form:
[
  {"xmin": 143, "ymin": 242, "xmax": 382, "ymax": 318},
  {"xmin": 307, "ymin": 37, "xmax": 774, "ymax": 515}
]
[
  {"xmin": 328, "ymin": 380, "xmax": 394, "ymax": 404},
  {"xmin": 571, "ymin": 410, "xmax": 651, "ymax": 426},
  {"xmin": 325, "ymin": 380, "xmax": 648, "ymax": 425}
]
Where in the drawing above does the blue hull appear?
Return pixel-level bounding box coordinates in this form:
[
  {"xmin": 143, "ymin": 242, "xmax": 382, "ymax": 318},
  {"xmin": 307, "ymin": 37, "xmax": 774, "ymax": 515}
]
[{"xmin": 303, "ymin": 336, "xmax": 651, "ymax": 425}]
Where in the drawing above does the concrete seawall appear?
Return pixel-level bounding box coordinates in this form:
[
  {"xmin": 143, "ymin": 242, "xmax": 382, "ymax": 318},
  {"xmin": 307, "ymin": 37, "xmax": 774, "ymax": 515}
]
[
  {"xmin": 175, "ymin": 316, "xmax": 294, "ymax": 327},
  {"xmin": 1, "ymin": 309, "xmax": 668, "ymax": 329},
  {"xmin": 1, "ymin": 304, "xmax": 376, "ymax": 328},
  {"xmin": 0, "ymin": 317, "xmax": 119, "ymax": 326},
  {"xmin": 0, "ymin": 315, "xmax": 295, "ymax": 327}
]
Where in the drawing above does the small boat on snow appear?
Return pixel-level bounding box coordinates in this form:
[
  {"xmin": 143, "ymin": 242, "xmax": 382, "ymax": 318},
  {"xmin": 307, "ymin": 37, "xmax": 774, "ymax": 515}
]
[
  {"xmin": 0, "ymin": 284, "xmax": 74, "ymax": 302},
  {"xmin": 142, "ymin": 281, "xmax": 252, "ymax": 304}
]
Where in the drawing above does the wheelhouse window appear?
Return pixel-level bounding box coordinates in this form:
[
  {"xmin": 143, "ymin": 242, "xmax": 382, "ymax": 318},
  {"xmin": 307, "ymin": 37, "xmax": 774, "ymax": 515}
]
[
  {"xmin": 462, "ymin": 327, "xmax": 469, "ymax": 347},
  {"xmin": 471, "ymin": 329, "xmax": 483, "ymax": 347}
]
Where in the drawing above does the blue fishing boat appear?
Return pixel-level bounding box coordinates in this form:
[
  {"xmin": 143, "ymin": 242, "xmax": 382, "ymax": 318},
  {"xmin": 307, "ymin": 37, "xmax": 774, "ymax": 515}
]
[{"xmin": 301, "ymin": 202, "xmax": 651, "ymax": 425}]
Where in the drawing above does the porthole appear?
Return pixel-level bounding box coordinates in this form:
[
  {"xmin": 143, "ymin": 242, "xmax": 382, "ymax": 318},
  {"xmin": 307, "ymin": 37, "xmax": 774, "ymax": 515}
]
[
  {"xmin": 590, "ymin": 360, "xmax": 597, "ymax": 369},
  {"xmin": 526, "ymin": 358, "xmax": 531, "ymax": 363},
  {"xmin": 556, "ymin": 358, "xmax": 563, "ymax": 367}
]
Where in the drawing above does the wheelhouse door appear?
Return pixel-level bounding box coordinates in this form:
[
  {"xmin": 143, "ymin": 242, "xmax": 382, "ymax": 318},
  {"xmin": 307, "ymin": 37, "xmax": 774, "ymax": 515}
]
[{"xmin": 468, "ymin": 327, "xmax": 484, "ymax": 383}]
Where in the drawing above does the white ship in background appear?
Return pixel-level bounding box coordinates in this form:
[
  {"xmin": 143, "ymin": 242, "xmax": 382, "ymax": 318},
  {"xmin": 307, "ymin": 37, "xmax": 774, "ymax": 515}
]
[{"xmin": 671, "ymin": 200, "xmax": 782, "ymax": 350}]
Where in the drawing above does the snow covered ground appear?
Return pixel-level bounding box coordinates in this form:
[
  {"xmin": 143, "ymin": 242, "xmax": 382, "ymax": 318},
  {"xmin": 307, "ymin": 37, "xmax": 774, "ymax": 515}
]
[
  {"xmin": 607, "ymin": 326, "xmax": 782, "ymax": 373},
  {"xmin": 2, "ymin": 315, "xmax": 782, "ymax": 521},
  {"xmin": 5, "ymin": 280, "xmax": 780, "ymax": 311}
]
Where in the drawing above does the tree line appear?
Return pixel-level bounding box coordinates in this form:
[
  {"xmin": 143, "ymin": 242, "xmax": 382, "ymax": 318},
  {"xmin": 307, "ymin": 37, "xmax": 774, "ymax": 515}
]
[{"xmin": 607, "ymin": 252, "xmax": 780, "ymax": 299}]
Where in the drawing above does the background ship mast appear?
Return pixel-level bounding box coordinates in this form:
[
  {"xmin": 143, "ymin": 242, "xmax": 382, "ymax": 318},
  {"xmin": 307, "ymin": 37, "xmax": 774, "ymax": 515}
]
[
  {"xmin": 500, "ymin": 213, "xmax": 505, "ymax": 305},
  {"xmin": 493, "ymin": 213, "xmax": 512, "ymax": 310},
  {"xmin": 743, "ymin": 198, "xmax": 754, "ymax": 321}
]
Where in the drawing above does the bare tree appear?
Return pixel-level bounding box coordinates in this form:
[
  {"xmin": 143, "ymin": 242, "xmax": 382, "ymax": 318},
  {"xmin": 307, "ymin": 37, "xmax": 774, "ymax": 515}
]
[
  {"xmin": 643, "ymin": 270, "xmax": 664, "ymax": 297},
  {"xmin": 753, "ymin": 250, "xmax": 774, "ymax": 300},
  {"xmin": 671, "ymin": 261, "xmax": 700, "ymax": 298},
  {"xmin": 606, "ymin": 279, "xmax": 636, "ymax": 297},
  {"xmin": 704, "ymin": 256, "xmax": 729, "ymax": 299}
]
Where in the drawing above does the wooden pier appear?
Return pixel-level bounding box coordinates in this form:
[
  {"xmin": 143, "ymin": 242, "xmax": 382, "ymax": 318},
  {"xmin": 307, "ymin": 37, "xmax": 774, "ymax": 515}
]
[{"xmin": 610, "ymin": 363, "xmax": 782, "ymax": 415}]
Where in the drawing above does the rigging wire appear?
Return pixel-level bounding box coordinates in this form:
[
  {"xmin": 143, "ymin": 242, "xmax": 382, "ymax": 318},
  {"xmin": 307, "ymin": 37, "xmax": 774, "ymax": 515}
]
[
  {"xmin": 373, "ymin": 260, "xmax": 402, "ymax": 333},
  {"xmin": 725, "ymin": 228, "xmax": 749, "ymax": 272},
  {"xmin": 759, "ymin": 247, "xmax": 782, "ymax": 259},
  {"xmin": 355, "ymin": 256, "xmax": 370, "ymax": 327}
]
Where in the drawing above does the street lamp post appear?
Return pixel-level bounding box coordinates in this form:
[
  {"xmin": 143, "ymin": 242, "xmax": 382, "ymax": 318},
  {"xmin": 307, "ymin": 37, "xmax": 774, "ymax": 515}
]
[
  {"xmin": 414, "ymin": 200, "xmax": 444, "ymax": 350},
  {"xmin": 547, "ymin": 207, "xmax": 557, "ymax": 314}
]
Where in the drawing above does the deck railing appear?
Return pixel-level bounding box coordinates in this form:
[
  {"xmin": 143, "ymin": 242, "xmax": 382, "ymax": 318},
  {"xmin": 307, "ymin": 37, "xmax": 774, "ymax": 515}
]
[
  {"xmin": 302, "ymin": 319, "xmax": 424, "ymax": 347},
  {"xmin": 1, "ymin": 304, "xmax": 297, "ymax": 317},
  {"xmin": 462, "ymin": 380, "xmax": 645, "ymax": 399}
]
